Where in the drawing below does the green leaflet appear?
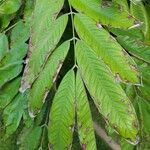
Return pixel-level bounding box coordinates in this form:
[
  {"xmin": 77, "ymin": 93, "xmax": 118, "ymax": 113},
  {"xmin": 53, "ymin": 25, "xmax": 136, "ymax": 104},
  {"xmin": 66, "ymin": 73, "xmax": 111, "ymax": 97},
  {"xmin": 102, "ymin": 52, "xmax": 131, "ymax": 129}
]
[
  {"xmin": 138, "ymin": 98, "xmax": 150, "ymax": 133},
  {"xmin": 137, "ymin": 97, "xmax": 150, "ymax": 149},
  {"xmin": 3, "ymin": 92, "xmax": 27, "ymax": 138},
  {"xmin": 74, "ymin": 14, "xmax": 139, "ymax": 84},
  {"xmin": 76, "ymin": 40, "xmax": 139, "ymax": 143},
  {"xmin": 48, "ymin": 70, "xmax": 75, "ymax": 149},
  {"xmin": 0, "ymin": 14, "xmax": 13, "ymax": 31},
  {"xmin": 0, "ymin": 77, "xmax": 21, "ymax": 110},
  {"xmin": 28, "ymin": 41, "xmax": 70, "ymax": 115},
  {"xmin": 10, "ymin": 21, "xmax": 30, "ymax": 49},
  {"xmin": 32, "ymin": 0, "xmax": 65, "ymax": 44},
  {"xmin": 18, "ymin": 104, "xmax": 48, "ymax": 150},
  {"xmin": 69, "ymin": 0, "xmax": 136, "ymax": 28},
  {"xmin": 117, "ymin": 36, "xmax": 150, "ymax": 64},
  {"xmin": 0, "ymin": 133, "xmax": 18, "ymax": 150},
  {"xmin": 0, "ymin": 20, "xmax": 29, "ymax": 87},
  {"xmin": 137, "ymin": 62, "xmax": 150, "ymax": 100},
  {"xmin": 0, "ymin": 0, "xmax": 22, "ymax": 14},
  {"xmin": 130, "ymin": 2, "xmax": 150, "ymax": 44},
  {"xmin": 110, "ymin": 27, "xmax": 144, "ymax": 40},
  {"xmin": 0, "ymin": 63, "xmax": 23, "ymax": 88},
  {"xmin": 0, "ymin": 43, "xmax": 28, "ymax": 67},
  {"xmin": 18, "ymin": 126, "xmax": 42, "ymax": 150},
  {"xmin": 23, "ymin": 0, "xmax": 35, "ymax": 21},
  {"xmin": 76, "ymin": 72, "xmax": 97, "ymax": 150},
  {"xmin": 21, "ymin": 14, "xmax": 68, "ymax": 92},
  {"xmin": 0, "ymin": 33, "xmax": 8, "ymax": 61},
  {"xmin": 21, "ymin": 0, "xmax": 66, "ymax": 92}
]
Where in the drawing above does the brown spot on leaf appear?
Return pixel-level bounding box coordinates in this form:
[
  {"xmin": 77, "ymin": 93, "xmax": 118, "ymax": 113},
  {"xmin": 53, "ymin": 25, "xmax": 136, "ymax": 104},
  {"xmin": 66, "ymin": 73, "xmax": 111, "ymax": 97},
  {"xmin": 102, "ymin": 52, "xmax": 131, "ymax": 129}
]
[
  {"xmin": 81, "ymin": 144, "xmax": 86, "ymax": 150},
  {"xmin": 96, "ymin": 23, "xmax": 102, "ymax": 28},
  {"xmin": 69, "ymin": 124, "xmax": 74, "ymax": 132},
  {"xmin": 101, "ymin": 0, "xmax": 112, "ymax": 8},
  {"xmin": 118, "ymin": 4, "xmax": 123, "ymax": 12},
  {"xmin": 128, "ymin": 15, "xmax": 134, "ymax": 19},
  {"xmin": 130, "ymin": 64, "xmax": 138, "ymax": 72},
  {"xmin": 115, "ymin": 73, "xmax": 121, "ymax": 83}
]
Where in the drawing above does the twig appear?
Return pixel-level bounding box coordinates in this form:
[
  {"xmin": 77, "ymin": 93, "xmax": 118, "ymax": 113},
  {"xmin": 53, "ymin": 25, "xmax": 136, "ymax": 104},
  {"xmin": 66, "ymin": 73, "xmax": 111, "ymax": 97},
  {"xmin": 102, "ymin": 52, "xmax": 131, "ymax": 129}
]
[{"xmin": 94, "ymin": 122, "xmax": 121, "ymax": 150}]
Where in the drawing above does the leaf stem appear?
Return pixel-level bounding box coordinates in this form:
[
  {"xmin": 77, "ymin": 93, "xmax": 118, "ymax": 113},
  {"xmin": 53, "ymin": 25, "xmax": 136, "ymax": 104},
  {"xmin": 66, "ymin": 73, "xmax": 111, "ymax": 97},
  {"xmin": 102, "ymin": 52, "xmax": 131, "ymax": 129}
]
[
  {"xmin": 3, "ymin": 21, "xmax": 21, "ymax": 33},
  {"xmin": 69, "ymin": 2, "xmax": 77, "ymax": 67}
]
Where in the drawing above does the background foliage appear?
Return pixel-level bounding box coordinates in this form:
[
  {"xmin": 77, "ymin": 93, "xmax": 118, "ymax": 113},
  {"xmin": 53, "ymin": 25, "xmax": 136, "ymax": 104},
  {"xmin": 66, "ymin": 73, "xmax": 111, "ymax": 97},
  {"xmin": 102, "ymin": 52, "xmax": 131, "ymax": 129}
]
[{"xmin": 0, "ymin": 0, "xmax": 150, "ymax": 149}]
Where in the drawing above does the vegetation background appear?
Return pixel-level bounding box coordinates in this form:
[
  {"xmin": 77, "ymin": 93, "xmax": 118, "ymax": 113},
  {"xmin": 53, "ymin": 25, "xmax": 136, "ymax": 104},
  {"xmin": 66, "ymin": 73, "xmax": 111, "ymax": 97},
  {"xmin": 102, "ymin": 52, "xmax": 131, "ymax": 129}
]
[{"xmin": 0, "ymin": 0, "xmax": 150, "ymax": 149}]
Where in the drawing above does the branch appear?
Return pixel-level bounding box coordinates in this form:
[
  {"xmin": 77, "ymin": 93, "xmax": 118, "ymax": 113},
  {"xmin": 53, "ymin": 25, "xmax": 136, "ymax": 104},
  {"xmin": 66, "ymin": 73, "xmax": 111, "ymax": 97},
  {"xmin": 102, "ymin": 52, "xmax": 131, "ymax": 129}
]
[{"xmin": 94, "ymin": 122, "xmax": 121, "ymax": 150}]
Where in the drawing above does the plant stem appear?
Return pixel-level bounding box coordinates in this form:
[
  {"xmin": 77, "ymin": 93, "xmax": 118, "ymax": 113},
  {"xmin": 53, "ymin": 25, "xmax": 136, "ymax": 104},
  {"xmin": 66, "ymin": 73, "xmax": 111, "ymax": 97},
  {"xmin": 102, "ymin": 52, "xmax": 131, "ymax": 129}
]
[{"xmin": 69, "ymin": 2, "xmax": 77, "ymax": 67}]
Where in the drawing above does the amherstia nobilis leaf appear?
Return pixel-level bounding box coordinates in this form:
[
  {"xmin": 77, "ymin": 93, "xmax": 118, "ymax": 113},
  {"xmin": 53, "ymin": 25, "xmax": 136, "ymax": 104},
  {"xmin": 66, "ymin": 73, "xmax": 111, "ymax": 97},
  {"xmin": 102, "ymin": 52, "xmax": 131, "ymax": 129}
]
[
  {"xmin": 137, "ymin": 97, "xmax": 150, "ymax": 148},
  {"xmin": 3, "ymin": 92, "xmax": 27, "ymax": 138},
  {"xmin": 74, "ymin": 14, "xmax": 140, "ymax": 84},
  {"xmin": 18, "ymin": 104, "xmax": 47, "ymax": 150},
  {"xmin": 116, "ymin": 36, "xmax": 150, "ymax": 64},
  {"xmin": 28, "ymin": 41, "xmax": 70, "ymax": 115},
  {"xmin": 0, "ymin": 62, "xmax": 23, "ymax": 87},
  {"xmin": 130, "ymin": 1, "xmax": 150, "ymax": 44},
  {"xmin": 48, "ymin": 70, "xmax": 75, "ymax": 149},
  {"xmin": 0, "ymin": 33, "xmax": 8, "ymax": 61},
  {"xmin": 18, "ymin": 126, "xmax": 42, "ymax": 150},
  {"xmin": 0, "ymin": 77, "xmax": 21, "ymax": 110},
  {"xmin": 69, "ymin": 0, "xmax": 136, "ymax": 29},
  {"xmin": 76, "ymin": 40, "xmax": 139, "ymax": 143},
  {"xmin": 0, "ymin": 20, "xmax": 29, "ymax": 88},
  {"xmin": 110, "ymin": 27, "xmax": 144, "ymax": 41},
  {"xmin": 21, "ymin": 0, "xmax": 67, "ymax": 92},
  {"xmin": 76, "ymin": 72, "xmax": 97, "ymax": 150},
  {"xmin": 0, "ymin": 0, "xmax": 22, "ymax": 14},
  {"xmin": 10, "ymin": 21, "xmax": 30, "ymax": 49}
]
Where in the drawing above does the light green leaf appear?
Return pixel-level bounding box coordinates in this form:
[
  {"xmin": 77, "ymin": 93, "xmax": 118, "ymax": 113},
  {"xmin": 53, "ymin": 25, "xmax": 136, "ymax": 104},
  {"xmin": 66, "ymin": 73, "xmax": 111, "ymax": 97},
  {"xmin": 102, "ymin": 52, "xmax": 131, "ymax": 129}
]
[
  {"xmin": 21, "ymin": 14, "xmax": 68, "ymax": 92},
  {"xmin": 18, "ymin": 104, "xmax": 47, "ymax": 150},
  {"xmin": 69, "ymin": 0, "xmax": 136, "ymax": 28},
  {"xmin": 3, "ymin": 92, "xmax": 27, "ymax": 138},
  {"xmin": 138, "ymin": 97, "xmax": 150, "ymax": 133},
  {"xmin": 23, "ymin": 0, "xmax": 35, "ymax": 21},
  {"xmin": 48, "ymin": 70, "xmax": 75, "ymax": 149},
  {"xmin": 117, "ymin": 35, "xmax": 150, "ymax": 64},
  {"xmin": 10, "ymin": 21, "xmax": 30, "ymax": 49},
  {"xmin": 0, "ymin": 14, "xmax": 13, "ymax": 31},
  {"xmin": 136, "ymin": 97, "xmax": 150, "ymax": 149},
  {"xmin": 0, "ymin": 43, "xmax": 28, "ymax": 67},
  {"xmin": 18, "ymin": 126, "xmax": 42, "ymax": 150},
  {"xmin": 28, "ymin": 41, "xmax": 70, "ymax": 115},
  {"xmin": 76, "ymin": 40, "xmax": 139, "ymax": 143},
  {"xmin": 0, "ymin": 33, "xmax": 8, "ymax": 61},
  {"xmin": 0, "ymin": 0, "xmax": 22, "ymax": 14},
  {"xmin": 0, "ymin": 63, "xmax": 23, "ymax": 87},
  {"xmin": 130, "ymin": 1, "xmax": 150, "ymax": 44},
  {"xmin": 0, "ymin": 77, "xmax": 21, "ymax": 110},
  {"xmin": 74, "ymin": 14, "xmax": 139, "ymax": 84},
  {"xmin": 32, "ymin": 0, "xmax": 65, "ymax": 44},
  {"xmin": 76, "ymin": 72, "xmax": 97, "ymax": 150},
  {"xmin": 110, "ymin": 27, "xmax": 144, "ymax": 40}
]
